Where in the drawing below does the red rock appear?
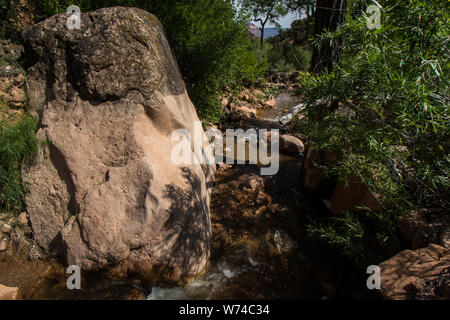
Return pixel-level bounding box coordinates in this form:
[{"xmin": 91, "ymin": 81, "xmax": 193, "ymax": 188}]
[
  {"xmin": 330, "ymin": 176, "xmax": 382, "ymax": 214},
  {"xmin": 0, "ymin": 285, "xmax": 21, "ymax": 300},
  {"xmin": 380, "ymin": 244, "xmax": 450, "ymax": 300}
]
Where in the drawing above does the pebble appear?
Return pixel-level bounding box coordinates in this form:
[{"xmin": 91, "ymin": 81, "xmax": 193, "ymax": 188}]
[
  {"xmin": 18, "ymin": 212, "xmax": 28, "ymax": 225},
  {"xmin": 2, "ymin": 223, "xmax": 12, "ymax": 234}
]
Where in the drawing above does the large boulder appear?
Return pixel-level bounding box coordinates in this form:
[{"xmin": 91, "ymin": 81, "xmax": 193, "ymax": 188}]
[
  {"xmin": 21, "ymin": 7, "xmax": 215, "ymax": 285},
  {"xmin": 380, "ymin": 244, "xmax": 450, "ymax": 300}
]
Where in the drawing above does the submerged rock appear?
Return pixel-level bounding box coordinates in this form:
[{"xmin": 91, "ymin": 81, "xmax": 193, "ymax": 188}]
[{"xmin": 22, "ymin": 7, "xmax": 215, "ymax": 285}]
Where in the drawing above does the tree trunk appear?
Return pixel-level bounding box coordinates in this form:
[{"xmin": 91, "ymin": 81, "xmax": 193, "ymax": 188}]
[
  {"xmin": 259, "ymin": 25, "xmax": 265, "ymax": 49},
  {"xmin": 311, "ymin": 0, "xmax": 347, "ymax": 73}
]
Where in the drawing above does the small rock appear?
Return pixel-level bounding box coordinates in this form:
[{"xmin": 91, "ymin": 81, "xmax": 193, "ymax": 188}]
[
  {"xmin": 10, "ymin": 86, "xmax": 25, "ymax": 102},
  {"xmin": 239, "ymin": 174, "xmax": 264, "ymax": 191},
  {"xmin": 279, "ymin": 135, "xmax": 305, "ymax": 156},
  {"xmin": 236, "ymin": 105, "xmax": 257, "ymax": 118},
  {"xmin": 0, "ymin": 89, "xmax": 8, "ymax": 100},
  {"xmin": 7, "ymin": 109, "xmax": 21, "ymax": 116},
  {"xmin": 18, "ymin": 212, "xmax": 28, "ymax": 225},
  {"xmin": 264, "ymin": 98, "xmax": 276, "ymax": 108},
  {"xmin": 255, "ymin": 206, "xmax": 267, "ymax": 216},
  {"xmin": 0, "ymin": 76, "xmax": 12, "ymax": 91},
  {"xmin": 0, "ymin": 238, "xmax": 7, "ymax": 251},
  {"xmin": 217, "ymin": 163, "xmax": 232, "ymax": 171},
  {"xmin": 273, "ymin": 230, "xmax": 296, "ymax": 254},
  {"xmin": 0, "ymin": 284, "xmax": 21, "ymax": 300},
  {"xmin": 241, "ymin": 93, "xmax": 250, "ymax": 101},
  {"xmin": 1, "ymin": 223, "xmax": 12, "ymax": 234},
  {"xmin": 255, "ymin": 191, "xmax": 267, "ymax": 205},
  {"xmin": 14, "ymin": 73, "xmax": 25, "ymax": 85}
]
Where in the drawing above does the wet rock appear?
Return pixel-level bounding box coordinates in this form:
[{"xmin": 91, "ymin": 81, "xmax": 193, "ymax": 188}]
[
  {"xmin": 22, "ymin": 7, "xmax": 215, "ymax": 285},
  {"xmin": 279, "ymin": 135, "xmax": 305, "ymax": 156},
  {"xmin": 0, "ymin": 284, "xmax": 21, "ymax": 300},
  {"xmin": 255, "ymin": 191, "xmax": 267, "ymax": 205},
  {"xmin": 330, "ymin": 176, "xmax": 382, "ymax": 214},
  {"xmin": 6, "ymin": 86, "xmax": 26, "ymax": 107},
  {"xmin": 273, "ymin": 230, "xmax": 296, "ymax": 254},
  {"xmin": 398, "ymin": 208, "xmax": 450, "ymax": 249},
  {"xmin": 380, "ymin": 244, "xmax": 450, "ymax": 300},
  {"xmin": 0, "ymin": 77, "xmax": 12, "ymax": 92},
  {"xmin": 232, "ymin": 105, "xmax": 256, "ymax": 118},
  {"xmin": 217, "ymin": 163, "xmax": 233, "ymax": 171}
]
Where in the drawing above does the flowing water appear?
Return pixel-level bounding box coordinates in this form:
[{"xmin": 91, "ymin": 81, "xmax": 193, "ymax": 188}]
[
  {"xmin": 147, "ymin": 93, "xmax": 371, "ymax": 300},
  {"xmin": 1, "ymin": 92, "xmax": 373, "ymax": 300}
]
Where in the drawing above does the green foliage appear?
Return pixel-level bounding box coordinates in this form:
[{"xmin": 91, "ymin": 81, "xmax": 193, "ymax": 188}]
[
  {"xmin": 300, "ymin": 0, "xmax": 449, "ymax": 261},
  {"xmin": 0, "ymin": 114, "xmax": 38, "ymax": 212},
  {"xmin": 308, "ymin": 208, "xmax": 403, "ymax": 266},
  {"xmin": 265, "ymin": 17, "xmax": 313, "ymax": 72},
  {"xmin": 241, "ymin": 0, "xmax": 289, "ymax": 30},
  {"xmin": 22, "ymin": 0, "xmax": 266, "ymax": 122},
  {"xmin": 147, "ymin": 1, "xmax": 266, "ymax": 122}
]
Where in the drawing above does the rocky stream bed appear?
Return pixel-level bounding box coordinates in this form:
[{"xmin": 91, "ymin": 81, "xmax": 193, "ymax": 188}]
[{"xmin": 0, "ymin": 91, "xmax": 379, "ymax": 300}]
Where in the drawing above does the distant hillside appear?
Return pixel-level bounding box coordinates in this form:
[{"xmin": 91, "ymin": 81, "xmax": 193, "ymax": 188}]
[
  {"xmin": 264, "ymin": 28, "xmax": 287, "ymax": 39},
  {"xmin": 248, "ymin": 24, "xmax": 288, "ymax": 39}
]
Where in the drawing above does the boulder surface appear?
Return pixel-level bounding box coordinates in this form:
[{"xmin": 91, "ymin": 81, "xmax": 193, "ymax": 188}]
[
  {"xmin": 380, "ymin": 244, "xmax": 450, "ymax": 300},
  {"xmin": 22, "ymin": 7, "xmax": 215, "ymax": 285}
]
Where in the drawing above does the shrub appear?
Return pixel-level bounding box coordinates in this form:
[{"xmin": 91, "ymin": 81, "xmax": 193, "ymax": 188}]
[
  {"xmin": 300, "ymin": 0, "xmax": 449, "ymax": 263},
  {"xmin": 0, "ymin": 113, "xmax": 38, "ymax": 212},
  {"xmin": 21, "ymin": 0, "xmax": 267, "ymax": 122}
]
